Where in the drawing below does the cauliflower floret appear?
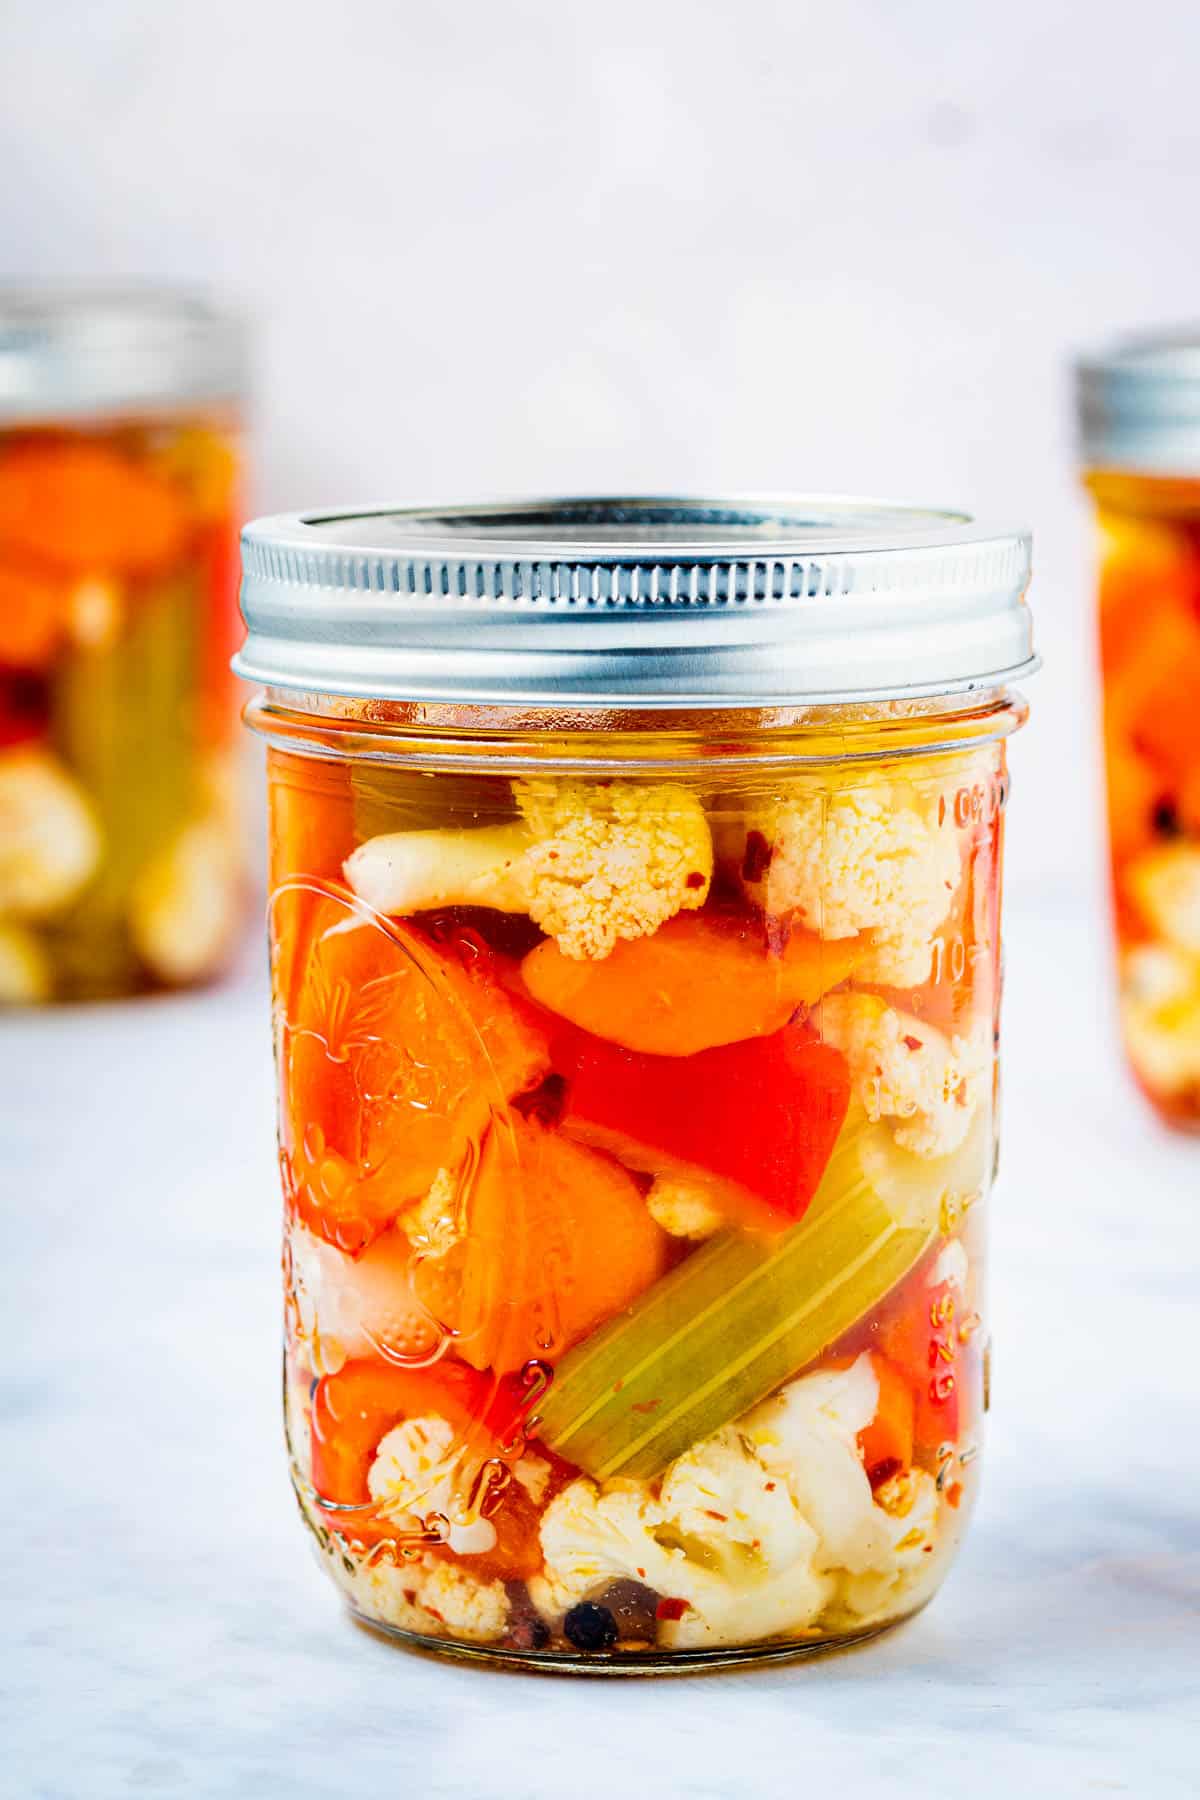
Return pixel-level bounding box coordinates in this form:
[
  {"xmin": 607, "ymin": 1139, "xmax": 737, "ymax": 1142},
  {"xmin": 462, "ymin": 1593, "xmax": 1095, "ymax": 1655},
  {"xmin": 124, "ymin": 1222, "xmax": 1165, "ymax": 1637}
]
[
  {"xmin": 740, "ymin": 1357, "xmax": 887, "ymax": 1574},
  {"xmin": 400, "ymin": 1165, "xmax": 465, "ymax": 1260},
  {"xmin": 645, "ymin": 1175, "xmax": 723, "ymax": 1240},
  {"xmin": 287, "ymin": 1220, "xmax": 440, "ymax": 1376},
  {"xmin": 336, "ymin": 1550, "xmax": 510, "ymax": 1643},
  {"xmin": 837, "ymin": 1469, "xmax": 940, "ymax": 1619},
  {"xmin": 129, "ymin": 817, "xmax": 241, "ymax": 984},
  {"xmin": 513, "ymin": 1453, "xmax": 554, "ymax": 1506},
  {"xmin": 0, "ymin": 746, "xmax": 101, "ymax": 919},
  {"xmin": 368, "ymin": 1415, "xmax": 497, "ymax": 1556},
  {"xmin": 1127, "ymin": 844, "xmax": 1200, "ymax": 954},
  {"xmin": 722, "ymin": 777, "xmax": 961, "ymax": 987},
  {"xmin": 530, "ymin": 1438, "xmax": 831, "ymax": 1650},
  {"xmin": 818, "ymin": 992, "xmax": 989, "ymax": 1157},
  {"xmin": 345, "ymin": 777, "xmax": 712, "ymax": 961},
  {"xmin": 1121, "ymin": 943, "xmax": 1200, "ymax": 1095},
  {"xmin": 532, "ymin": 1351, "xmax": 944, "ymax": 1651},
  {"xmin": 0, "ymin": 921, "xmax": 51, "ymax": 1004},
  {"xmin": 513, "ymin": 778, "xmax": 712, "ymax": 959},
  {"xmin": 741, "ymin": 1356, "xmax": 938, "ymax": 1617}
]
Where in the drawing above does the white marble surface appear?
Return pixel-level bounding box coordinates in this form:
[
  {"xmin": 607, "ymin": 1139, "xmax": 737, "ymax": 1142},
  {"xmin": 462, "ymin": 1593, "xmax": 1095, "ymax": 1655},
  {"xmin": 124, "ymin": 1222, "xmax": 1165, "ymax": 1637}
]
[{"xmin": 4, "ymin": 891, "xmax": 1199, "ymax": 1799}]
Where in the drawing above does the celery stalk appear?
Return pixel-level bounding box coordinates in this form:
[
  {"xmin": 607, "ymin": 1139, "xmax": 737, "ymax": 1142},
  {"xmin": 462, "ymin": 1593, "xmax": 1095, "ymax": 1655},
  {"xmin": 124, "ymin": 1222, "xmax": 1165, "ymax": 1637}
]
[
  {"xmin": 537, "ymin": 1117, "xmax": 942, "ymax": 1480},
  {"xmin": 49, "ymin": 577, "xmax": 199, "ymax": 993}
]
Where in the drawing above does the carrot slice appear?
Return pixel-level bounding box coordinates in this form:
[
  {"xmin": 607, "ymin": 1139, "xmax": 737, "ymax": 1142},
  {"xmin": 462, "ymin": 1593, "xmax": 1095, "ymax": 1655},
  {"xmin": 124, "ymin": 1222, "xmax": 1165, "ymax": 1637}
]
[
  {"xmin": 415, "ymin": 1115, "xmax": 671, "ymax": 1376},
  {"xmin": 276, "ymin": 891, "xmax": 550, "ymax": 1254},
  {"xmin": 521, "ymin": 911, "xmax": 860, "ymax": 1055},
  {"xmin": 0, "ymin": 564, "xmax": 65, "ymax": 668},
  {"xmin": 0, "ymin": 442, "xmax": 188, "ymax": 573}
]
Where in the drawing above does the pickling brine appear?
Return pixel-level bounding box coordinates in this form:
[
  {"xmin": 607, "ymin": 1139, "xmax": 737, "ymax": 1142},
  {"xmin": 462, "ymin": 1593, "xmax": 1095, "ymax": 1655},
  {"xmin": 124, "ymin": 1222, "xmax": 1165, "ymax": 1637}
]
[
  {"xmin": 271, "ymin": 730, "xmax": 1007, "ymax": 1663},
  {"xmin": 239, "ymin": 497, "xmax": 1035, "ymax": 1668}
]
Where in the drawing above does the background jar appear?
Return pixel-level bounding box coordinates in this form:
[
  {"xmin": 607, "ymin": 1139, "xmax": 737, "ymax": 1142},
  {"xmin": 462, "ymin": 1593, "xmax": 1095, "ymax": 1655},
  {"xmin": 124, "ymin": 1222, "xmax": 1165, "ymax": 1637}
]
[
  {"xmin": 1077, "ymin": 335, "xmax": 1200, "ymax": 1130},
  {"xmin": 0, "ymin": 289, "xmax": 250, "ymax": 1002},
  {"xmin": 236, "ymin": 498, "xmax": 1037, "ymax": 1670}
]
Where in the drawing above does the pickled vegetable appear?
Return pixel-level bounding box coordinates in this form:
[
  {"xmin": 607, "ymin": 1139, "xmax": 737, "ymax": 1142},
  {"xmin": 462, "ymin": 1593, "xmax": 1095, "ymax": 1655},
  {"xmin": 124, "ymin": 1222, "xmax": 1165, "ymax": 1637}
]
[
  {"xmin": 535, "ymin": 1115, "xmax": 938, "ymax": 1480},
  {"xmin": 46, "ymin": 577, "xmax": 198, "ymax": 992},
  {"xmin": 521, "ymin": 912, "xmax": 860, "ymax": 1055},
  {"xmin": 262, "ymin": 740, "xmax": 1005, "ymax": 1661},
  {"xmin": 413, "ymin": 1114, "xmax": 670, "ymax": 1374},
  {"xmin": 559, "ymin": 1020, "xmax": 851, "ymax": 1225},
  {"xmin": 277, "ymin": 891, "xmax": 550, "ymax": 1254}
]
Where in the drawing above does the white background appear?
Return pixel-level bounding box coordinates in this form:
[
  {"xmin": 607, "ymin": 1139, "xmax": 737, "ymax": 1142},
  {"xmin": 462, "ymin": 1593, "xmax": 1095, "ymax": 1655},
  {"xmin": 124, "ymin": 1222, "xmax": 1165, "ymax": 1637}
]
[{"xmin": 4, "ymin": 0, "xmax": 1200, "ymax": 902}]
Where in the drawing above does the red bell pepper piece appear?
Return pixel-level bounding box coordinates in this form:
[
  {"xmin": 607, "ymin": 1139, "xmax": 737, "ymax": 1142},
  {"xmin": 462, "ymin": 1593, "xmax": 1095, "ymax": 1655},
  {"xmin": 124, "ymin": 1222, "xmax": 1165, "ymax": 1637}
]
[
  {"xmin": 873, "ymin": 1252, "xmax": 978, "ymax": 1458},
  {"xmin": 558, "ymin": 1020, "xmax": 850, "ymax": 1228}
]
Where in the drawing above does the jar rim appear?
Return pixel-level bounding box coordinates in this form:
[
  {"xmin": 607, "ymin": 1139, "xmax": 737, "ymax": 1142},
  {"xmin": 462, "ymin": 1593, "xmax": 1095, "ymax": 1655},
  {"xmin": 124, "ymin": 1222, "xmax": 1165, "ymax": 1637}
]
[
  {"xmin": 0, "ymin": 285, "xmax": 249, "ymax": 423},
  {"xmin": 1076, "ymin": 326, "xmax": 1200, "ymax": 474},
  {"xmin": 235, "ymin": 494, "xmax": 1037, "ymax": 708}
]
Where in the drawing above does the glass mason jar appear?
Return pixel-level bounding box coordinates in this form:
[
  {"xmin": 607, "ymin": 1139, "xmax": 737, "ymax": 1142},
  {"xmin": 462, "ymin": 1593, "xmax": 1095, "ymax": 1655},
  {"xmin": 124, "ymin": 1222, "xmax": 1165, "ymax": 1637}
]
[
  {"xmin": 0, "ymin": 289, "xmax": 250, "ymax": 1003},
  {"xmin": 1077, "ymin": 335, "xmax": 1200, "ymax": 1130},
  {"xmin": 237, "ymin": 498, "xmax": 1037, "ymax": 1670}
]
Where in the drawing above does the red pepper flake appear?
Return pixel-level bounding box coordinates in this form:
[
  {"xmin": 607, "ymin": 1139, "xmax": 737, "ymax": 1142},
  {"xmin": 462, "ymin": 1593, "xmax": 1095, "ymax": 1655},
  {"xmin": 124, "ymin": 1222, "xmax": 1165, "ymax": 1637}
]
[
  {"xmin": 403, "ymin": 1590, "xmax": 417, "ymax": 1605},
  {"xmin": 704, "ymin": 1510, "xmax": 728, "ymax": 1522},
  {"xmin": 902, "ymin": 1034, "xmax": 923, "ymax": 1051},
  {"xmin": 764, "ymin": 1481, "xmax": 776, "ymax": 1493},
  {"xmin": 945, "ymin": 1481, "xmax": 964, "ymax": 1510},
  {"xmin": 685, "ymin": 870, "xmax": 706, "ymax": 889},
  {"xmin": 631, "ymin": 1399, "xmax": 662, "ymax": 1415},
  {"xmin": 636, "ymin": 1568, "xmax": 647, "ymax": 1580},
  {"xmin": 922, "ymin": 1543, "xmax": 934, "ymax": 1554},
  {"xmin": 656, "ymin": 1597, "xmax": 690, "ymax": 1623},
  {"xmin": 741, "ymin": 829, "xmax": 773, "ymax": 884},
  {"xmin": 424, "ymin": 1607, "xmax": 446, "ymax": 1623}
]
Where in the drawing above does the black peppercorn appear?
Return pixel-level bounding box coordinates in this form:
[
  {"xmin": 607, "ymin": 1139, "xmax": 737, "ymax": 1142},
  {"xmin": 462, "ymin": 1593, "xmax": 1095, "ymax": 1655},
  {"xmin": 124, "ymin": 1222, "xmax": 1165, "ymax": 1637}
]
[
  {"xmin": 1152, "ymin": 798, "xmax": 1183, "ymax": 839},
  {"xmin": 563, "ymin": 1600, "xmax": 619, "ymax": 1651},
  {"xmin": 507, "ymin": 1615, "xmax": 551, "ymax": 1652}
]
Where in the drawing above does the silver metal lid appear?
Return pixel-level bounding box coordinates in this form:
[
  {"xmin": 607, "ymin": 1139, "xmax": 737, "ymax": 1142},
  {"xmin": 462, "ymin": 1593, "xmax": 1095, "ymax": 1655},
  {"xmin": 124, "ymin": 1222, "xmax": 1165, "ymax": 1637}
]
[
  {"xmin": 235, "ymin": 496, "xmax": 1037, "ymax": 708},
  {"xmin": 1076, "ymin": 329, "xmax": 1200, "ymax": 474},
  {"xmin": 0, "ymin": 287, "xmax": 248, "ymax": 423}
]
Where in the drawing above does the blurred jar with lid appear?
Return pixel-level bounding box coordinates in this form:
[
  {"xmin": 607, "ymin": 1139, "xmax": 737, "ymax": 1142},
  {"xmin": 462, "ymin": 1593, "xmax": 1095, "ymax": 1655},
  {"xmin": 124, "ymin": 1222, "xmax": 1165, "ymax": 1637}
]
[
  {"xmin": 1077, "ymin": 332, "xmax": 1200, "ymax": 1130},
  {"xmin": 0, "ymin": 289, "xmax": 250, "ymax": 1002}
]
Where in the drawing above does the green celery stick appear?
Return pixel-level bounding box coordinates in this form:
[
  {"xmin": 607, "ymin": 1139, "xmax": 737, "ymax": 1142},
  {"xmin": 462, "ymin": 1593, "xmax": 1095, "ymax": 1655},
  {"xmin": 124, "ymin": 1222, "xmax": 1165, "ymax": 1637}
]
[
  {"xmin": 48, "ymin": 576, "xmax": 199, "ymax": 994},
  {"xmin": 537, "ymin": 1119, "xmax": 941, "ymax": 1481}
]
